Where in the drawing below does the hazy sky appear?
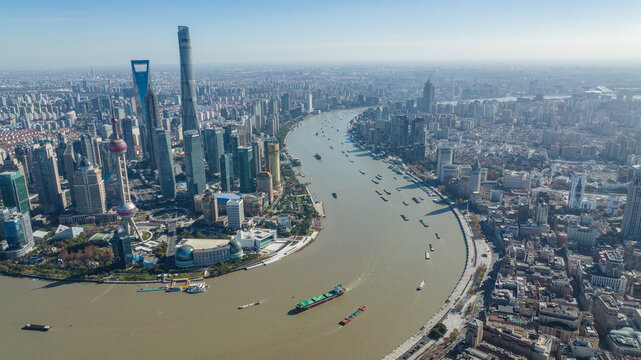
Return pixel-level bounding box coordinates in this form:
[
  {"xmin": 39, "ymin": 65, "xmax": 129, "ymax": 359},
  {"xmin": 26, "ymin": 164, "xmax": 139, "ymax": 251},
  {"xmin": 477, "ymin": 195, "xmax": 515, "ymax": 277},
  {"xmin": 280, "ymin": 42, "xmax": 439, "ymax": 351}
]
[{"xmin": 2, "ymin": 0, "xmax": 641, "ymax": 70}]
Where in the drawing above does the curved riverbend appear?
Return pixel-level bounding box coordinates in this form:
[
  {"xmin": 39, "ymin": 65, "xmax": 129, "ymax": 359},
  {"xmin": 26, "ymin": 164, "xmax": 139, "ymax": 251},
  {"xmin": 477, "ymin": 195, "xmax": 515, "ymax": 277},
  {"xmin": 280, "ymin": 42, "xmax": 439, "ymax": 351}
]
[{"xmin": 0, "ymin": 109, "xmax": 466, "ymax": 360}]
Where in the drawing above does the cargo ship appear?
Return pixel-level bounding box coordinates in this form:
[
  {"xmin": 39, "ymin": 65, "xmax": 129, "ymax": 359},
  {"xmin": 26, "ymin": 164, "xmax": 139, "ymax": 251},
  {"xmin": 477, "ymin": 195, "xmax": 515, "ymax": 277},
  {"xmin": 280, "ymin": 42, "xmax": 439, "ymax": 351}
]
[
  {"xmin": 417, "ymin": 280, "xmax": 425, "ymax": 291},
  {"xmin": 137, "ymin": 287, "xmax": 166, "ymax": 292},
  {"xmin": 23, "ymin": 324, "xmax": 50, "ymax": 331},
  {"xmin": 295, "ymin": 284, "xmax": 345, "ymax": 312},
  {"xmin": 419, "ymin": 220, "xmax": 429, "ymax": 227},
  {"xmin": 340, "ymin": 306, "xmax": 367, "ymax": 325},
  {"xmin": 314, "ymin": 153, "xmax": 321, "ymax": 160}
]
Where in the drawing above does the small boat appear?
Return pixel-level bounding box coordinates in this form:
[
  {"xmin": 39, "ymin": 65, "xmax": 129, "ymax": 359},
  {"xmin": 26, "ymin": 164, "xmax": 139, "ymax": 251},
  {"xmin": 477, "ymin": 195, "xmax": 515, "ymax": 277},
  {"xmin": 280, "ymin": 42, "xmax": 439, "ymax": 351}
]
[
  {"xmin": 359, "ymin": 170, "xmax": 366, "ymax": 175},
  {"xmin": 314, "ymin": 153, "xmax": 321, "ymax": 160},
  {"xmin": 372, "ymin": 180, "xmax": 379, "ymax": 184},
  {"xmin": 435, "ymin": 233, "xmax": 440, "ymax": 239},
  {"xmin": 381, "ymin": 197, "xmax": 388, "ymax": 202},
  {"xmin": 412, "ymin": 197, "xmax": 420, "ymax": 204},
  {"xmin": 419, "ymin": 220, "xmax": 429, "ymax": 227},
  {"xmin": 401, "ymin": 214, "xmax": 409, "ymax": 221},
  {"xmin": 375, "ymin": 190, "xmax": 382, "ymax": 195},
  {"xmin": 417, "ymin": 280, "xmax": 425, "ymax": 291},
  {"xmin": 425, "ymin": 252, "xmax": 430, "ymax": 260},
  {"xmin": 185, "ymin": 283, "xmax": 209, "ymax": 294},
  {"xmin": 23, "ymin": 324, "xmax": 50, "ymax": 331},
  {"xmin": 137, "ymin": 287, "xmax": 166, "ymax": 292},
  {"xmin": 238, "ymin": 301, "xmax": 261, "ymax": 309},
  {"xmin": 330, "ymin": 146, "xmax": 333, "ymax": 149},
  {"xmin": 429, "ymin": 243, "xmax": 434, "ymax": 252},
  {"xmin": 384, "ymin": 190, "xmax": 391, "ymax": 195},
  {"xmin": 332, "ymin": 193, "xmax": 337, "ymax": 198},
  {"xmin": 396, "ymin": 188, "xmax": 401, "ymax": 192},
  {"xmin": 403, "ymin": 201, "xmax": 409, "ymax": 206},
  {"xmin": 340, "ymin": 306, "xmax": 367, "ymax": 325}
]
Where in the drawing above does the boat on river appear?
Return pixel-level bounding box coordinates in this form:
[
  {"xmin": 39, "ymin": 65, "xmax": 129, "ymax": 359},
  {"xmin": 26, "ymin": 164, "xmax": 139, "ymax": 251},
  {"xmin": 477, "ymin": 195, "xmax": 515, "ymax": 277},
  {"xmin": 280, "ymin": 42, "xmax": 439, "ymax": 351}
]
[
  {"xmin": 381, "ymin": 197, "xmax": 388, "ymax": 202},
  {"xmin": 435, "ymin": 233, "xmax": 440, "ymax": 239},
  {"xmin": 359, "ymin": 170, "xmax": 366, "ymax": 175},
  {"xmin": 384, "ymin": 190, "xmax": 391, "ymax": 195},
  {"xmin": 372, "ymin": 180, "xmax": 379, "ymax": 184},
  {"xmin": 23, "ymin": 324, "xmax": 50, "ymax": 331},
  {"xmin": 137, "ymin": 287, "xmax": 166, "ymax": 292},
  {"xmin": 429, "ymin": 243, "xmax": 434, "ymax": 252},
  {"xmin": 340, "ymin": 306, "xmax": 367, "ymax": 325},
  {"xmin": 403, "ymin": 201, "xmax": 409, "ymax": 206},
  {"xmin": 332, "ymin": 193, "xmax": 337, "ymax": 198},
  {"xmin": 238, "ymin": 301, "xmax": 261, "ymax": 309},
  {"xmin": 185, "ymin": 283, "xmax": 209, "ymax": 294},
  {"xmin": 314, "ymin": 153, "xmax": 321, "ymax": 160},
  {"xmin": 419, "ymin": 219, "xmax": 429, "ymax": 227},
  {"xmin": 417, "ymin": 280, "xmax": 425, "ymax": 291},
  {"xmin": 375, "ymin": 190, "xmax": 382, "ymax": 195},
  {"xmin": 295, "ymin": 284, "xmax": 345, "ymax": 312},
  {"xmin": 401, "ymin": 214, "xmax": 408, "ymax": 221},
  {"xmin": 412, "ymin": 197, "xmax": 420, "ymax": 203},
  {"xmin": 425, "ymin": 252, "xmax": 430, "ymax": 260}
]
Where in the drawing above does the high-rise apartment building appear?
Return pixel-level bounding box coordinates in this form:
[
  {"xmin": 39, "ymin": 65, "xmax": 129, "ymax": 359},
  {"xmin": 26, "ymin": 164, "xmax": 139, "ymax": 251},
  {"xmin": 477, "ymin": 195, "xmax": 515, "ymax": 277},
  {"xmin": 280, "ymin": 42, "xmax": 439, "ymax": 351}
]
[{"xmin": 32, "ymin": 143, "xmax": 66, "ymax": 213}]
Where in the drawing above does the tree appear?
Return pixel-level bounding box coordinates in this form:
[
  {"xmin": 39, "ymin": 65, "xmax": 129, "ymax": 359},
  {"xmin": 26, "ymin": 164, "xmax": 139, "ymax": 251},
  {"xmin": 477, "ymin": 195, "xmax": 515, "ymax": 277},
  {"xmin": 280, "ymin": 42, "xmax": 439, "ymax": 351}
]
[{"xmin": 429, "ymin": 322, "xmax": 447, "ymax": 340}]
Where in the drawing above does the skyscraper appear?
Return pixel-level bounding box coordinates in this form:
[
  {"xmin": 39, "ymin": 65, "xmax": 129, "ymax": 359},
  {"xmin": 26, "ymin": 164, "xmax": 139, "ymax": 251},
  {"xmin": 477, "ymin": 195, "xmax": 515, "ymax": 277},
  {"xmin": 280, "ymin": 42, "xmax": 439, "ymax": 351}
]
[
  {"xmin": 120, "ymin": 118, "xmax": 137, "ymax": 160},
  {"xmin": 73, "ymin": 158, "xmax": 107, "ymax": 215},
  {"xmin": 131, "ymin": 60, "xmax": 151, "ymax": 159},
  {"xmin": 144, "ymin": 88, "xmax": 162, "ymax": 169},
  {"xmin": 2, "ymin": 209, "xmax": 33, "ymax": 259},
  {"xmin": 238, "ymin": 146, "xmax": 255, "ymax": 193},
  {"xmin": 203, "ymin": 128, "xmax": 224, "ymax": 175},
  {"xmin": 437, "ymin": 146, "xmax": 453, "ymax": 183},
  {"xmin": 154, "ymin": 129, "xmax": 176, "ymax": 199},
  {"xmin": 32, "ymin": 143, "xmax": 66, "ymax": 214},
  {"xmin": 422, "ymin": 79, "xmax": 435, "ymax": 114},
  {"xmin": 227, "ymin": 198, "xmax": 244, "ymax": 229},
  {"xmin": 569, "ymin": 173, "xmax": 586, "ymax": 210},
  {"xmin": 0, "ymin": 171, "xmax": 30, "ymax": 213},
  {"xmin": 202, "ymin": 189, "xmax": 218, "ymax": 225},
  {"xmin": 266, "ymin": 142, "xmax": 281, "ymax": 187},
  {"xmin": 623, "ymin": 167, "xmax": 641, "ymax": 240},
  {"xmin": 220, "ymin": 153, "xmax": 233, "ymax": 192},
  {"xmin": 256, "ymin": 171, "xmax": 273, "ymax": 203},
  {"xmin": 251, "ymin": 138, "xmax": 264, "ymax": 177},
  {"xmin": 178, "ymin": 26, "xmax": 199, "ymax": 133},
  {"xmin": 183, "ymin": 130, "xmax": 207, "ymax": 197}
]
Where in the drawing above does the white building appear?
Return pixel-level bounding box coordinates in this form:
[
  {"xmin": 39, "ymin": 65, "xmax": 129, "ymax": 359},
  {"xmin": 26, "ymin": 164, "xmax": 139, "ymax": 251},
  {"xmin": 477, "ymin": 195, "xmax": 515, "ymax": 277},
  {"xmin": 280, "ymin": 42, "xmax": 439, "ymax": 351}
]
[
  {"xmin": 606, "ymin": 197, "xmax": 621, "ymax": 216},
  {"xmin": 437, "ymin": 146, "xmax": 453, "ymax": 183},
  {"xmin": 174, "ymin": 238, "xmax": 231, "ymax": 268},
  {"xmin": 236, "ymin": 228, "xmax": 277, "ymax": 250},
  {"xmin": 567, "ymin": 222, "xmax": 597, "ymax": 249},
  {"xmin": 503, "ymin": 171, "xmax": 531, "ymax": 190},
  {"xmin": 569, "ymin": 173, "xmax": 586, "ymax": 209},
  {"xmin": 227, "ymin": 198, "xmax": 244, "ymax": 229}
]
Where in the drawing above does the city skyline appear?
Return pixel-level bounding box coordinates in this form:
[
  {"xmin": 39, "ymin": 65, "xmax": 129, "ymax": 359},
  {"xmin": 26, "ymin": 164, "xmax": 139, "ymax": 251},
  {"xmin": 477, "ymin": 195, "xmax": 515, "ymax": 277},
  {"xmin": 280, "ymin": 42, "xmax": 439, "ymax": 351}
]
[{"xmin": 3, "ymin": 0, "xmax": 641, "ymax": 69}]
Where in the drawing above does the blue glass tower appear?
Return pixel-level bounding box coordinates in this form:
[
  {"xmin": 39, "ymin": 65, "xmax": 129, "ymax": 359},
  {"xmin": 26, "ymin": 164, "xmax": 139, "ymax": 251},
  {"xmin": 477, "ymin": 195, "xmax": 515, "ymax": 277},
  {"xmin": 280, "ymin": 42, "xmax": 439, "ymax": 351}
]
[
  {"xmin": 131, "ymin": 60, "xmax": 151, "ymax": 157},
  {"xmin": 220, "ymin": 154, "xmax": 233, "ymax": 192},
  {"xmin": 203, "ymin": 128, "xmax": 224, "ymax": 175},
  {"xmin": 183, "ymin": 130, "xmax": 206, "ymax": 197},
  {"xmin": 154, "ymin": 129, "xmax": 176, "ymax": 199}
]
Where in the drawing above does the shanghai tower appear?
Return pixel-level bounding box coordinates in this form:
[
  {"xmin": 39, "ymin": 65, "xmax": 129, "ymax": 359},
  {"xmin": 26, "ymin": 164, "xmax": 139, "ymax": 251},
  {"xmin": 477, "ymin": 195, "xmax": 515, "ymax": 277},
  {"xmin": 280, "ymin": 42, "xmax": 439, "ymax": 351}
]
[{"xmin": 178, "ymin": 26, "xmax": 199, "ymax": 133}]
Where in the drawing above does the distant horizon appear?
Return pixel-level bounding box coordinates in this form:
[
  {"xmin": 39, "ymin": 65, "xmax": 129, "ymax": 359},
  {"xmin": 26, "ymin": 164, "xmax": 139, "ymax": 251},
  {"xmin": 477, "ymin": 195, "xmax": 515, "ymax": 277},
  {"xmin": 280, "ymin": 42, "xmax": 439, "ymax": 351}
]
[{"xmin": 2, "ymin": 0, "xmax": 641, "ymax": 70}]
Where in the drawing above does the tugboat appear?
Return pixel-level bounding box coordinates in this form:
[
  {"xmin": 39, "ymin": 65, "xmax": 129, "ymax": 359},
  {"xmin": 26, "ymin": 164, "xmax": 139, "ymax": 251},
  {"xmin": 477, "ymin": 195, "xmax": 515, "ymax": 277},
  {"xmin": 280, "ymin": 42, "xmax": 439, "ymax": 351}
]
[
  {"xmin": 314, "ymin": 153, "xmax": 321, "ymax": 160},
  {"xmin": 339, "ymin": 306, "xmax": 367, "ymax": 325},
  {"xmin": 332, "ymin": 193, "xmax": 337, "ymax": 199}
]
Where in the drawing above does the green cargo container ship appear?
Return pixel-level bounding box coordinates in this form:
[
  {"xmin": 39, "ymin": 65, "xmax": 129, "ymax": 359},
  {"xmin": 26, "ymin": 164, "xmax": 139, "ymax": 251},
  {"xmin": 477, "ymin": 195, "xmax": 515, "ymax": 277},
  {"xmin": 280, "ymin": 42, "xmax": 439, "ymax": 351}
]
[{"xmin": 295, "ymin": 284, "xmax": 345, "ymax": 312}]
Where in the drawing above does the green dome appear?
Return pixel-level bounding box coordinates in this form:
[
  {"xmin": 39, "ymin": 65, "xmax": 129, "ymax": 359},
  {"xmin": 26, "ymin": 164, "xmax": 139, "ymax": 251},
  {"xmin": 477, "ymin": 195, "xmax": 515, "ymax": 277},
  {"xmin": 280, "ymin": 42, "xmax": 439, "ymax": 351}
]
[
  {"xmin": 176, "ymin": 245, "xmax": 194, "ymax": 261},
  {"xmin": 229, "ymin": 239, "xmax": 244, "ymax": 259}
]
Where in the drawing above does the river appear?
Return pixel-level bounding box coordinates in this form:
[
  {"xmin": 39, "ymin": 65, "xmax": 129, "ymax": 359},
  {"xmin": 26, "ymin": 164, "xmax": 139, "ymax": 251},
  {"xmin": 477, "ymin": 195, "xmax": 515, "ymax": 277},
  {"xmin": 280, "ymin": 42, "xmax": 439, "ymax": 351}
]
[{"xmin": 0, "ymin": 108, "xmax": 465, "ymax": 360}]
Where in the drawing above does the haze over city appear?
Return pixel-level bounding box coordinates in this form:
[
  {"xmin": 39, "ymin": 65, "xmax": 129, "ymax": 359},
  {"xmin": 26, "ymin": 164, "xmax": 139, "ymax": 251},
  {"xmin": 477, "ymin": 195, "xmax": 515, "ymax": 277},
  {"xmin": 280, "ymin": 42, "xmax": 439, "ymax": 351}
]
[{"xmin": 3, "ymin": 0, "xmax": 641, "ymax": 69}]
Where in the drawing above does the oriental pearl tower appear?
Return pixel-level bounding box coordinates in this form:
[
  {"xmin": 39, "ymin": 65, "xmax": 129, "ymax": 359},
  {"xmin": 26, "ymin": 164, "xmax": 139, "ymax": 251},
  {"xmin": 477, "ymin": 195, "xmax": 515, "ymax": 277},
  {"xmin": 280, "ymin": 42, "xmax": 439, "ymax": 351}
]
[{"xmin": 108, "ymin": 88, "xmax": 141, "ymax": 239}]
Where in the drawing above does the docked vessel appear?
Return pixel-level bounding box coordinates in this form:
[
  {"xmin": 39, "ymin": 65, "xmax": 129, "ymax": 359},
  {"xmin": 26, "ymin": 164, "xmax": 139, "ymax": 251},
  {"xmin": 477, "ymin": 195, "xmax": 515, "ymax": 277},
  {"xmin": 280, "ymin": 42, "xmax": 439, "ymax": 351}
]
[
  {"xmin": 295, "ymin": 284, "xmax": 345, "ymax": 312},
  {"xmin": 417, "ymin": 280, "xmax": 425, "ymax": 291},
  {"xmin": 419, "ymin": 220, "xmax": 429, "ymax": 227},
  {"xmin": 185, "ymin": 283, "xmax": 209, "ymax": 294},
  {"xmin": 238, "ymin": 301, "xmax": 261, "ymax": 309},
  {"xmin": 332, "ymin": 193, "xmax": 337, "ymax": 198},
  {"xmin": 401, "ymin": 214, "xmax": 409, "ymax": 221},
  {"xmin": 24, "ymin": 324, "xmax": 50, "ymax": 331},
  {"xmin": 314, "ymin": 153, "xmax": 321, "ymax": 160},
  {"xmin": 165, "ymin": 286, "xmax": 182, "ymax": 292},
  {"xmin": 137, "ymin": 287, "xmax": 166, "ymax": 292},
  {"xmin": 425, "ymin": 252, "xmax": 430, "ymax": 260},
  {"xmin": 340, "ymin": 306, "xmax": 367, "ymax": 325}
]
